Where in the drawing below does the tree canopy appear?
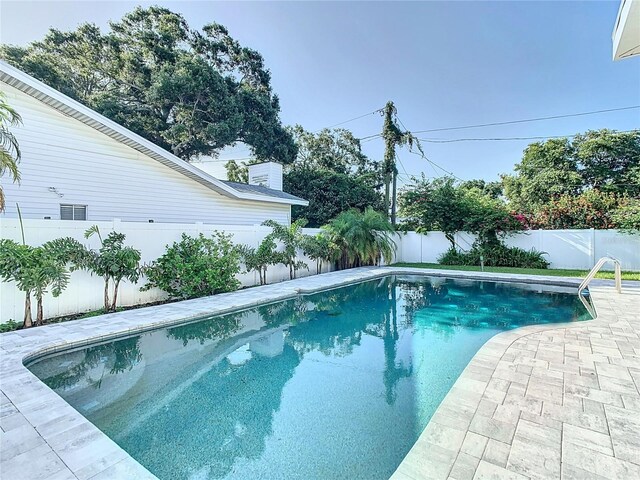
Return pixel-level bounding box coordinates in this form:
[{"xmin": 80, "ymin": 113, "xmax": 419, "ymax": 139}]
[
  {"xmin": 399, "ymin": 176, "xmax": 524, "ymax": 247},
  {"xmin": 0, "ymin": 6, "xmax": 296, "ymax": 163},
  {"xmin": 285, "ymin": 168, "xmax": 384, "ymax": 228},
  {"xmin": 276, "ymin": 125, "xmax": 384, "ymax": 227},
  {"xmin": 287, "ymin": 125, "xmax": 378, "ymax": 177},
  {"xmin": 502, "ymin": 129, "xmax": 640, "ymax": 212}
]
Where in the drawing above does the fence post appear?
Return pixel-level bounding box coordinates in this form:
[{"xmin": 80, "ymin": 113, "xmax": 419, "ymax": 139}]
[{"xmin": 590, "ymin": 228, "xmax": 596, "ymax": 266}]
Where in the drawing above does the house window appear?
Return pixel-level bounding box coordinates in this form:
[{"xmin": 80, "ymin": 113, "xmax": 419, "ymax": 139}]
[{"xmin": 60, "ymin": 204, "xmax": 87, "ymax": 220}]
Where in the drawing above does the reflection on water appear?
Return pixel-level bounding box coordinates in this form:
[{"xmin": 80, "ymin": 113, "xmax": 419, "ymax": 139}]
[{"xmin": 29, "ymin": 275, "xmax": 591, "ymax": 480}]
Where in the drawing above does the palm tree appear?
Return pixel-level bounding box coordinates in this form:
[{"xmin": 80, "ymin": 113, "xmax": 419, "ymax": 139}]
[
  {"xmin": 263, "ymin": 219, "xmax": 308, "ymax": 279},
  {"xmin": 323, "ymin": 208, "xmax": 396, "ymax": 269},
  {"xmin": 0, "ymin": 92, "xmax": 22, "ymax": 212}
]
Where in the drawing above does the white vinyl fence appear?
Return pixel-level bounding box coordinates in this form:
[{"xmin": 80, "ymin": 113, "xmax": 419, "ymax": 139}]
[
  {"xmin": 0, "ymin": 218, "xmax": 332, "ymax": 323},
  {"xmin": 396, "ymin": 229, "xmax": 640, "ymax": 271},
  {"xmin": 1, "ymin": 219, "xmax": 638, "ymax": 324}
]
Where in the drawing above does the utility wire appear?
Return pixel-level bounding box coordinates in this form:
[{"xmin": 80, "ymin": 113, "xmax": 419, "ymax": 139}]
[
  {"xmin": 210, "ymin": 106, "xmax": 385, "ymax": 160},
  {"xmin": 395, "ymin": 153, "xmax": 410, "ymax": 178},
  {"xmin": 357, "ymin": 106, "xmax": 640, "ymax": 142},
  {"xmin": 408, "ymin": 150, "xmax": 464, "ymax": 182},
  {"xmin": 397, "ymin": 114, "xmax": 464, "ymax": 181},
  {"xmin": 411, "ymin": 106, "xmax": 640, "ymax": 134},
  {"xmin": 417, "ymin": 129, "xmax": 639, "ymax": 143},
  {"xmin": 316, "ymin": 107, "xmax": 384, "ymax": 132}
]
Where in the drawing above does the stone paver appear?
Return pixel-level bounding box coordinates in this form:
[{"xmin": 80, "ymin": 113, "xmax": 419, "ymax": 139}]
[{"xmin": 1, "ymin": 267, "xmax": 638, "ymax": 479}]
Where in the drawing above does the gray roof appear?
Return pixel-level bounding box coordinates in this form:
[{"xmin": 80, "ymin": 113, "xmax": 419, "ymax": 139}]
[{"xmin": 221, "ymin": 181, "xmax": 307, "ymax": 203}]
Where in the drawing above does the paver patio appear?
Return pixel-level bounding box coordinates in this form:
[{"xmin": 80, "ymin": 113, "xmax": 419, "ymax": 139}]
[{"xmin": 1, "ymin": 267, "xmax": 639, "ymax": 480}]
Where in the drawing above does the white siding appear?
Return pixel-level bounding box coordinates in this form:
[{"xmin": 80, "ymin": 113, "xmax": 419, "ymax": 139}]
[{"xmin": 0, "ymin": 84, "xmax": 291, "ymax": 225}]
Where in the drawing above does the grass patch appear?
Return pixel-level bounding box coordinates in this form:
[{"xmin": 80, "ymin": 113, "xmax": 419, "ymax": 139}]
[{"xmin": 392, "ymin": 263, "xmax": 640, "ymax": 281}]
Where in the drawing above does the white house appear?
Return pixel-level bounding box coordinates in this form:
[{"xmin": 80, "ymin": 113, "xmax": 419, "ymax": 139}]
[{"xmin": 0, "ymin": 61, "xmax": 307, "ymax": 226}]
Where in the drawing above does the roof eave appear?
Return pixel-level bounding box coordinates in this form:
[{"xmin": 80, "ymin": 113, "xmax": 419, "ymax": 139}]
[{"xmin": 612, "ymin": 0, "xmax": 640, "ymax": 60}]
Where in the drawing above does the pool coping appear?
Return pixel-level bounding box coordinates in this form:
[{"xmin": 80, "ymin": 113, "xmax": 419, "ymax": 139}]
[{"xmin": 0, "ymin": 267, "xmax": 638, "ymax": 480}]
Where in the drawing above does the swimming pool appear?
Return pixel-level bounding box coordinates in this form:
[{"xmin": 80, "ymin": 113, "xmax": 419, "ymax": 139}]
[{"xmin": 28, "ymin": 275, "xmax": 592, "ymax": 480}]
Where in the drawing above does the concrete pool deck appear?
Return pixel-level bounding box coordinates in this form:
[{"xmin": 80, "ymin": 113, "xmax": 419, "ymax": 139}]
[{"xmin": 1, "ymin": 267, "xmax": 638, "ymax": 480}]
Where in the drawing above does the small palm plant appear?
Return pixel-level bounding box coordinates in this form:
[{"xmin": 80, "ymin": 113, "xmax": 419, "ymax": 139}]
[
  {"xmin": 85, "ymin": 226, "xmax": 141, "ymax": 312},
  {"xmin": 0, "ymin": 92, "xmax": 22, "ymax": 212},
  {"xmin": 323, "ymin": 208, "xmax": 396, "ymax": 269},
  {"xmin": 239, "ymin": 235, "xmax": 280, "ymax": 285},
  {"xmin": 302, "ymin": 233, "xmax": 339, "ymax": 274},
  {"xmin": 0, "ymin": 237, "xmax": 85, "ymax": 327},
  {"xmin": 263, "ymin": 219, "xmax": 308, "ymax": 280}
]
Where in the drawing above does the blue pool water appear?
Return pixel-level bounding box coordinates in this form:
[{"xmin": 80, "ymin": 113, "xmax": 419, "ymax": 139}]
[{"xmin": 28, "ymin": 275, "xmax": 592, "ymax": 480}]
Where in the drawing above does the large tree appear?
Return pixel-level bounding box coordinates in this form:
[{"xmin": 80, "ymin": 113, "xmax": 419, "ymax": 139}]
[
  {"xmin": 287, "ymin": 125, "xmax": 377, "ymax": 176},
  {"xmin": 284, "ymin": 168, "xmax": 383, "ymax": 227},
  {"xmin": 225, "ymin": 126, "xmax": 384, "ymax": 227},
  {"xmin": 399, "ymin": 176, "xmax": 523, "ymax": 248},
  {"xmin": 502, "ymin": 137, "xmax": 581, "ymax": 212},
  {"xmin": 573, "ymin": 129, "xmax": 640, "ymax": 196},
  {"xmin": 0, "ymin": 6, "xmax": 296, "ymax": 163},
  {"xmin": 398, "ymin": 176, "xmax": 468, "ymax": 247},
  {"xmin": 502, "ymin": 129, "xmax": 640, "ymax": 212},
  {"xmin": 278, "ymin": 126, "xmax": 383, "ymax": 227}
]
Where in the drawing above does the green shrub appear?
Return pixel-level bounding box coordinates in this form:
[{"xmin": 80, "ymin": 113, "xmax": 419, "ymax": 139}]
[
  {"xmin": 438, "ymin": 244, "xmax": 549, "ymax": 269},
  {"xmin": 143, "ymin": 232, "xmax": 241, "ymax": 299},
  {"xmin": 613, "ymin": 199, "xmax": 640, "ymax": 234},
  {"xmin": 0, "ymin": 319, "xmax": 19, "ymax": 333}
]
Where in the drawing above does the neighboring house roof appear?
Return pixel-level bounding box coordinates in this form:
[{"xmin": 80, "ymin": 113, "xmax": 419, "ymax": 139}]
[
  {"xmin": 221, "ymin": 181, "xmax": 303, "ymax": 202},
  {"xmin": 0, "ymin": 61, "xmax": 308, "ymax": 206},
  {"xmin": 613, "ymin": 0, "xmax": 640, "ymax": 60}
]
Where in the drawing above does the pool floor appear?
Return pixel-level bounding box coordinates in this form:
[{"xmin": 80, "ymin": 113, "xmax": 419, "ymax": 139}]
[{"xmin": 28, "ymin": 275, "xmax": 591, "ymax": 480}]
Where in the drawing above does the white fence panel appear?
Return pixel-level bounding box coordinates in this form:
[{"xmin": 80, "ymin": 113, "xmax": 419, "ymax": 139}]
[
  {"xmin": 0, "ymin": 219, "xmax": 331, "ymax": 323},
  {"xmin": 396, "ymin": 229, "xmax": 638, "ymax": 271},
  {"xmin": 397, "ymin": 232, "xmax": 422, "ymax": 263},
  {"xmin": 594, "ymin": 230, "xmax": 640, "ymax": 271}
]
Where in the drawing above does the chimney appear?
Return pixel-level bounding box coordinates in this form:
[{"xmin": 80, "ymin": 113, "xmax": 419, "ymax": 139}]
[{"xmin": 247, "ymin": 162, "xmax": 283, "ymax": 191}]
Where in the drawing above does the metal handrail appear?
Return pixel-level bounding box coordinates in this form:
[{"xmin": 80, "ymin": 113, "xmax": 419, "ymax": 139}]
[{"xmin": 578, "ymin": 256, "xmax": 622, "ymax": 295}]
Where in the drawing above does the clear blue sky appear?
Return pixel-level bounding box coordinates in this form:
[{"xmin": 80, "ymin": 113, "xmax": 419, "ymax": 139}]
[{"xmin": 1, "ymin": 1, "xmax": 639, "ymax": 183}]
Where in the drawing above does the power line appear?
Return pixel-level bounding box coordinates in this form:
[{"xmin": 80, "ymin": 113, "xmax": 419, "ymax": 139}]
[
  {"xmin": 395, "ymin": 153, "xmax": 410, "ymax": 178},
  {"xmin": 356, "ymin": 106, "xmax": 640, "ymax": 142},
  {"xmin": 411, "ymin": 106, "xmax": 640, "ymax": 134},
  {"xmin": 317, "ymin": 107, "xmax": 384, "ymax": 132},
  {"xmin": 204, "ymin": 107, "xmax": 385, "ymax": 161},
  {"xmin": 417, "ymin": 129, "xmax": 639, "ymax": 143},
  {"xmin": 408, "ymin": 150, "xmax": 464, "ymax": 182}
]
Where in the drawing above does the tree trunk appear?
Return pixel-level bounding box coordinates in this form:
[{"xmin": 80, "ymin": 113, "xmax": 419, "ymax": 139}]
[
  {"xmin": 445, "ymin": 233, "xmax": 456, "ymax": 249},
  {"xmin": 36, "ymin": 295, "xmax": 44, "ymax": 326},
  {"xmin": 23, "ymin": 292, "xmax": 33, "ymax": 329},
  {"xmin": 103, "ymin": 277, "xmax": 110, "ymax": 312},
  {"xmin": 317, "ymin": 260, "xmax": 321, "ymax": 275},
  {"xmin": 290, "ymin": 263, "xmax": 294, "ymax": 280},
  {"xmin": 111, "ymin": 279, "xmax": 121, "ymax": 312},
  {"xmin": 391, "ymin": 170, "xmax": 398, "ymax": 225}
]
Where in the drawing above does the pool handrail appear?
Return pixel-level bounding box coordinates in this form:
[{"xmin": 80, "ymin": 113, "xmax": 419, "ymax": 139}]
[{"xmin": 578, "ymin": 256, "xmax": 622, "ymax": 295}]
